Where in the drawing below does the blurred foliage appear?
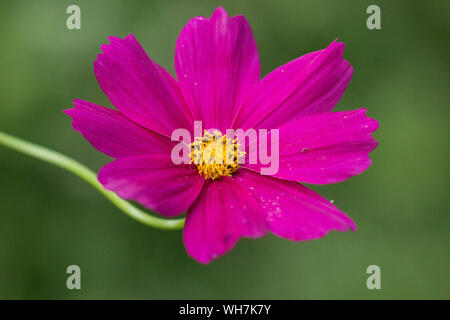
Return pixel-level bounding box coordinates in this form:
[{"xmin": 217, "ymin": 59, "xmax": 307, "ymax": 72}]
[{"xmin": 0, "ymin": 0, "xmax": 448, "ymax": 299}]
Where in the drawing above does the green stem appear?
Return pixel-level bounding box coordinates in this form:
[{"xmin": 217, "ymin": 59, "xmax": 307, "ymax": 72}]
[{"xmin": 0, "ymin": 131, "xmax": 185, "ymax": 230}]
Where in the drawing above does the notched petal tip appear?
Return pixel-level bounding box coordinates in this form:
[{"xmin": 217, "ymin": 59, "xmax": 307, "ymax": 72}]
[
  {"xmin": 211, "ymin": 6, "xmax": 228, "ymax": 18},
  {"xmin": 322, "ymin": 40, "xmax": 346, "ymax": 61},
  {"xmin": 186, "ymin": 6, "xmax": 239, "ymax": 26},
  {"xmin": 62, "ymin": 99, "xmax": 86, "ymax": 117},
  {"xmin": 355, "ymin": 108, "xmax": 380, "ymax": 139},
  {"xmin": 96, "ymin": 34, "xmax": 137, "ymax": 62},
  {"xmin": 62, "ymin": 108, "xmax": 73, "ymax": 116}
]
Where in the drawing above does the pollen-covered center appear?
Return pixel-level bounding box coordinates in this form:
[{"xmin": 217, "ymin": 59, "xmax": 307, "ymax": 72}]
[{"xmin": 190, "ymin": 130, "xmax": 245, "ymax": 180}]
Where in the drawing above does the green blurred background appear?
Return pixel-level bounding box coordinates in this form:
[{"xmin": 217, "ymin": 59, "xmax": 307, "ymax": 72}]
[{"xmin": 0, "ymin": 0, "xmax": 448, "ymax": 299}]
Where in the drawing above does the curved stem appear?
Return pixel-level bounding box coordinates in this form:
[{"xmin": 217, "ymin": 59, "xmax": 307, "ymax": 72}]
[{"xmin": 0, "ymin": 131, "xmax": 185, "ymax": 230}]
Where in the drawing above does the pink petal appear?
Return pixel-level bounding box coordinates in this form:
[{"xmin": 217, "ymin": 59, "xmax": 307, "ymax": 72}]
[
  {"xmin": 94, "ymin": 34, "xmax": 194, "ymax": 137},
  {"xmin": 244, "ymin": 108, "xmax": 379, "ymax": 184},
  {"xmin": 64, "ymin": 100, "xmax": 175, "ymax": 158},
  {"xmin": 235, "ymin": 169, "xmax": 356, "ymax": 241},
  {"xmin": 175, "ymin": 6, "xmax": 260, "ymax": 133},
  {"xmin": 233, "ymin": 41, "xmax": 353, "ymax": 130},
  {"xmin": 183, "ymin": 177, "xmax": 266, "ymax": 264},
  {"xmin": 98, "ymin": 155, "xmax": 204, "ymax": 217}
]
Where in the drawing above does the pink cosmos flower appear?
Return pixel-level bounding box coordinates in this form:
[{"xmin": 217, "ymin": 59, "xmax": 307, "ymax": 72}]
[{"xmin": 64, "ymin": 7, "xmax": 378, "ymax": 264}]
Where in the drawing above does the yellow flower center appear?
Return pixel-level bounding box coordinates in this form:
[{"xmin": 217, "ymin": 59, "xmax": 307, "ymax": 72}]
[{"xmin": 190, "ymin": 130, "xmax": 245, "ymax": 180}]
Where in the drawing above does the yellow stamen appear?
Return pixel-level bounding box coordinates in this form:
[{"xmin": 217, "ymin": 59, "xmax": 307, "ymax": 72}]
[{"xmin": 190, "ymin": 130, "xmax": 245, "ymax": 180}]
